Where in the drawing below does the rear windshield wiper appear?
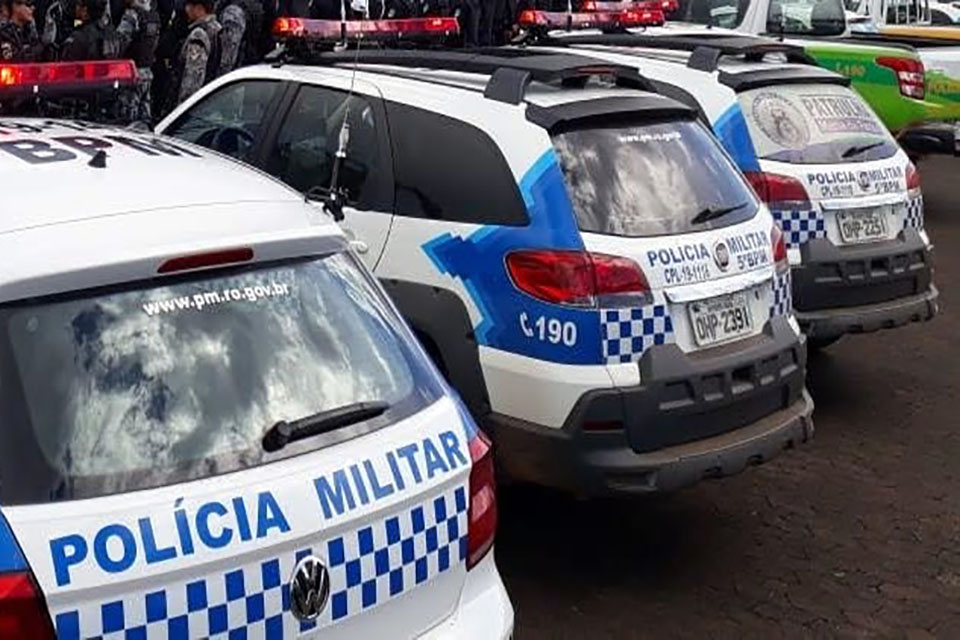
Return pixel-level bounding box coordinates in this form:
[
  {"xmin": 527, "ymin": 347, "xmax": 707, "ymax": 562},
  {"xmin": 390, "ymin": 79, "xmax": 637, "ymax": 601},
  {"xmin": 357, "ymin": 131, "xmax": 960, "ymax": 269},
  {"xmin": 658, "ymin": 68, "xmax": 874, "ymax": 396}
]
[
  {"xmin": 842, "ymin": 141, "xmax": 886, "ymax": 158},
  {"xmin": 262, "ymin": 401, "xmax": 390, "ymax": 453},
  {"xmin": 690, "ymin": 201, "xmax": 748, "ymax": 225}
]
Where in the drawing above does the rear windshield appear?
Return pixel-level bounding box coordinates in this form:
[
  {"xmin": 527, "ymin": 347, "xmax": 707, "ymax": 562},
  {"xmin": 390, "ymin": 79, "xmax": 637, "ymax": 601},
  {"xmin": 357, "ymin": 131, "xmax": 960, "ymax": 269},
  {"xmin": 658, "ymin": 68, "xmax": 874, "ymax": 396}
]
[
  {"xmin": 675, "ymin": 0, "xmax": 846, "ymax": 35},
  {"xmin": 553, "ymin": 119, "xmax": 759, "ymax": 237},
  {"xmin": 740, "ymin": 84, "xmax": 899, "ymax": 165},
  {"xmin": 0, "ymin": 253, "xmax": 441, "ymax": 505}
]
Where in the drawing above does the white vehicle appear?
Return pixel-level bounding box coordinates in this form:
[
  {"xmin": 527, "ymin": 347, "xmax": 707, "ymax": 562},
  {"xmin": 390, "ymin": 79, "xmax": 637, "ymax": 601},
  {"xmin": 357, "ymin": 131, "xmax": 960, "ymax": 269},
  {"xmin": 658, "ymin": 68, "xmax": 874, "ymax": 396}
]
[
  {"xmin": 159, "ymin": 18, "xmax": 814, "ymax": 496},
  {"xmin": 0, "ymin": 62, "xmax": 512, "ymax": 640},
  {"xmin": 517, "ymin": 16, "xmax": 938, "ymax": 346}
]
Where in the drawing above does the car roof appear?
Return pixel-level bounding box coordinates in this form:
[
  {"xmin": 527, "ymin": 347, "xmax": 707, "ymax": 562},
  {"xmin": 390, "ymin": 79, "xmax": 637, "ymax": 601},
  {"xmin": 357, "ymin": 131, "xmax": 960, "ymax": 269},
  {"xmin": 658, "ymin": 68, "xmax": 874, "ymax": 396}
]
[
  {"xmin": 0, "ymin": 119, "xmax": 344, "ymax": 302},
  {"xmin": 0, "ymin": 119, "xmax": 308, "ymax": 230}
]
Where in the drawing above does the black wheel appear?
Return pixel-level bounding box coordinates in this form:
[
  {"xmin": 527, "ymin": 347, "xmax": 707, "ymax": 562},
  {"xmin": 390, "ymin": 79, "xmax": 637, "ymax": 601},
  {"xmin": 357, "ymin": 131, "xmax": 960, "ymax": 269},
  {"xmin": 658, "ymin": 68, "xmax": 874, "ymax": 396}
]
[{"xmin": 807, "ymin": 335, "xmax": 843, "ymax": 351}]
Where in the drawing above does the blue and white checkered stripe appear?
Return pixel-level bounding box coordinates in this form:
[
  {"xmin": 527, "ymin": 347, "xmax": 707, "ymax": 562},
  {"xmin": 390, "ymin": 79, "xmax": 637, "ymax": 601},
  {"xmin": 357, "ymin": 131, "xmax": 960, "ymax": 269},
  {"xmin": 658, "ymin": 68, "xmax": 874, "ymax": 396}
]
[
  {"xmin": 770, "ymin": 270, "xmax": 793, "ymax": 318},
  {"xmin": 53, "ymin": 485, "xmax": 468, "ymax": 640},
  {"xmin": 771, "ymin": 208, "xmax": 826, "ymax": 249},
  {"xmin": 601, "ymin": 302, "xmax": 675, "ymax": 364},
  {"xmin": 904, "ymin": 194, "xmax": 924, "ymax": 231}
]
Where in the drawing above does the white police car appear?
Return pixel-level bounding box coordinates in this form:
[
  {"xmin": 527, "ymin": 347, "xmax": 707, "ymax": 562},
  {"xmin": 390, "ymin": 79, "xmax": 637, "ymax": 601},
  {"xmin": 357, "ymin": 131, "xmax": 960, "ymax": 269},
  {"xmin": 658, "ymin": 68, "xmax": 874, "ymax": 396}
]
[
  {"xmin": 0, "ymin": 79, "xmax": 511, "ymax": 637},
  {"xmin": 516, "ymin": 13, "xmax": 938, "ymax": 347},
  {"xmin": 158, "ymin": 18, "xmax": 814, "ymax": 495}
]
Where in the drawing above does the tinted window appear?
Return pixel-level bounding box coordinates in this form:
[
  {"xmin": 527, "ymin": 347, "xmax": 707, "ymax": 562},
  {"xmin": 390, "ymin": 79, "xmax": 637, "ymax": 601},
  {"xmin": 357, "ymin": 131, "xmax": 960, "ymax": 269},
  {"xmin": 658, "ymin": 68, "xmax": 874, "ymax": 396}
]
[
  {"xmin": 739, "ymin": 84, "xmax": 899, "ymax": 164},
  {"xmin": 386, "ymin": 102, "xmax": 528, "ymax": 226},
  {"xmin": 0, "ymin": 253, "xmax": 441, "ymax": 504},
  {"xmin": 264, "ymin": 84, "xmax": 388, "ymax": 210},
  {"xmin": 553, "ymin": 119, "xmax": 758, "ymax": 237},
  {"xmin": 164, "ymin": 80, "xmax": 279, "ymax": 163}
]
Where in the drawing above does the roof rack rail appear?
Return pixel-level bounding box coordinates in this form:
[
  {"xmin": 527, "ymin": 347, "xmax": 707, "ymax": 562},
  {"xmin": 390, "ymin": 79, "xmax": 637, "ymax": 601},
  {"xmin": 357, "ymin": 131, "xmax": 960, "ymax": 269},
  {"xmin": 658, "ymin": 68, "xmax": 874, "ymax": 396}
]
[
  {"xmin": 305, "ymin": 48, "xmax": 655, "ymax": 105},
  {"xmin": 539, "ymin": 32, "xmax": 818, "ymax": 72}
]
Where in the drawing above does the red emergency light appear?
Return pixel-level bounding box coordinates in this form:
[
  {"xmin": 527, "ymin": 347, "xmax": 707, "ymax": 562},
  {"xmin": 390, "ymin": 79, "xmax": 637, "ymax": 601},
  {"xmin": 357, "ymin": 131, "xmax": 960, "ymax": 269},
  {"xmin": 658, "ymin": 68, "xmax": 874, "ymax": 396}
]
[
  {"xmin": 0, "ymin": 60, "xmax": 137, "ymax": 90},
  {"xmin": 581, "ymin": 0, "xmax": 679, "ymax": 14},
  {"xmin": 272, "ymin": 16, "xmax": 460, "ymax": 40},
  {"xmin": 518, "ymin": 7, "xmax": 666, "ymax": 30}
]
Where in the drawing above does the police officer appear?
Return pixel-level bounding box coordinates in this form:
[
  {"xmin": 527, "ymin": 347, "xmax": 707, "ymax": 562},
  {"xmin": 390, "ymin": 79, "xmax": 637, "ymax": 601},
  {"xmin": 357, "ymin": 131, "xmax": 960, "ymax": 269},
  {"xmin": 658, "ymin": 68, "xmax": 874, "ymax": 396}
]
[
  {"xmin": 171, "ymin": 0, "xmax": 220, "ymax": 106},
  {"xmin": 215, "ymin": 0, "xmax": 243, "ymax": 75},
  {"xmin": 61, "ymin": 0, "xmax": 121, "ymax": 59},
  {"xmin": 117, "ymin": 0, "xmax": 159, "ymax": 123},
  {"xmin": 0, "ymin": 0, "xmax": 42, "ymax": 61}
]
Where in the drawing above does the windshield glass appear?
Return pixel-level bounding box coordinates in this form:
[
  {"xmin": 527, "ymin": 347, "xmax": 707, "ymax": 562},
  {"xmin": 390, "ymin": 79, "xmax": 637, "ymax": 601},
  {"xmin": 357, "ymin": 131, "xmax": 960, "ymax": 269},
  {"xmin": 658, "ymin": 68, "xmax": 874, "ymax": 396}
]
[
  {"xmin": 0, "ymin": 253, "xmax": 440, "ymax": 504},
  {"xmin": 553, "ymin": 119, "xmax": 759, "ymax": 237},
  {"xmin": 739, "ymin": 84, "xmax": 899, "ymax": 164}
]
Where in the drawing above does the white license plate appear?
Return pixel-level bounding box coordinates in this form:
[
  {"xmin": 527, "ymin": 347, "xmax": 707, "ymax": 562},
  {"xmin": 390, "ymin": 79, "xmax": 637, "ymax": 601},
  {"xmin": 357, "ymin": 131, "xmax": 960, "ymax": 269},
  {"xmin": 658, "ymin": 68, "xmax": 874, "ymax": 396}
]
[
  {"xmin": 837, "ymin": 208, "xmax": 889, "ymax": 244},
  {"xmin": 688, "ymin": 292, "xmax": 754, "ymax": 347}
]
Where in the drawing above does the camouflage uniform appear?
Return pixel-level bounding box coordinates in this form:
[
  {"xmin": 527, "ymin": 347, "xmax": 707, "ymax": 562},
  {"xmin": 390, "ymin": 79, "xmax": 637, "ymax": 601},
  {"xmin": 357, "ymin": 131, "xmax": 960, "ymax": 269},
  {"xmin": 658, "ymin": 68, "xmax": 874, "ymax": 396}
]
[
  {"xmin": 117, "ymin": 0, "xmax": 160, "ymax": 123},
  {"xmin": 176, "ymin": 13, "xmax": 220, "ymax": 104},
  {"xmin": 40, "ymin": 0, "xmax": 74, "ymax": 59},
  {"xmin": 60, "ymin": 18, "xmax": 120, "ymax": 59},
  {"xmin": 0, "ymin": 19, "xmax": 41, "ymax": 61},
  {"xmin": 216, "ymin": 1, "xmax": 243, "ymax": 76}
]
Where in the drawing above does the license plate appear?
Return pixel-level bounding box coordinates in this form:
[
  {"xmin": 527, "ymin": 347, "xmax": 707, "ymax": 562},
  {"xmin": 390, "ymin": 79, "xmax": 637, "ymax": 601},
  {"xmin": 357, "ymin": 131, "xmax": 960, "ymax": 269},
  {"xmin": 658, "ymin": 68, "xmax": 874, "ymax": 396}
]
[
  {"xmin": 688, "ymin": 292, "xmax": 754, "ymax": 347},
  {"xmin": 837, "ymin": 208, "xmax": 889, "ymax": 244}
]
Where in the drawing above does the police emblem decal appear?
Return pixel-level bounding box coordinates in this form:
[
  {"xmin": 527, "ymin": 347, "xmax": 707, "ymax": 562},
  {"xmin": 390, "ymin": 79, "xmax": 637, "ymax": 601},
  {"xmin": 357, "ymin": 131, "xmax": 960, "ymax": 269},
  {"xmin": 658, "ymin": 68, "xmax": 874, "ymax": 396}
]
[
  {"xmin": 290, "ymin": 555, "xmax": 331, "ymax": 621},
  {"xmin": 713, "ymin": 240, "xmax": 731, "ymax": 271}
]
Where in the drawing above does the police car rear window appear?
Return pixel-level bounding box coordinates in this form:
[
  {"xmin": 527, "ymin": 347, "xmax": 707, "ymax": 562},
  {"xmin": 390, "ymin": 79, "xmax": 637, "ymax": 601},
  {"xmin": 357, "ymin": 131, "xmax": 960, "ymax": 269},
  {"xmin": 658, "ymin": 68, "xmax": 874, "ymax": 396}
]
[
  {"xmin": 552, "ymin": 119, "xmax": 758, "ymax": 237},
  {"xmin": 739, "ymin": 84, "xmax": 899, "ymax": 165},
  {"xmin": 0, "ymin": 253, "xmax": 441, "ymax": 505}
]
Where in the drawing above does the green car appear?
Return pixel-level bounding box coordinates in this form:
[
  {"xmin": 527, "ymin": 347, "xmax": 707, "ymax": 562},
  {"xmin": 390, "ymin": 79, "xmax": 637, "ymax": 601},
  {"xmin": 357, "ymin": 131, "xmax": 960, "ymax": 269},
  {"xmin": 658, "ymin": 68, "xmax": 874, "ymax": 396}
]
[{"xmin": 801, "ymin": 40, "xmax": 958, "ymax": 132}]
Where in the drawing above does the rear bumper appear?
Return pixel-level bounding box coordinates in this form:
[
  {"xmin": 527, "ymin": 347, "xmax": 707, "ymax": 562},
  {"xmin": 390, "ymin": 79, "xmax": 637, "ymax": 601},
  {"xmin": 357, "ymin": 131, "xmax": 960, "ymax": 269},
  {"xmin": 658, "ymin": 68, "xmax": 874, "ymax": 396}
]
[
  {"xmin": 418, "ymin": 553, "xmax": 513, "ymax": 640},
  {"xmin": 486, "ymin": 318, "xmax": 813, "ymax": 495},
  {"xmin": 797, "ymin": 285, "xmax": 939, "ymax": 338},
  {"xmin": 792, "ymin": 229, "xmax": 938, "ymax": 338},
  {"xmin": 898, "ymin": 122, "xmax": 960, "ymax": 157}
]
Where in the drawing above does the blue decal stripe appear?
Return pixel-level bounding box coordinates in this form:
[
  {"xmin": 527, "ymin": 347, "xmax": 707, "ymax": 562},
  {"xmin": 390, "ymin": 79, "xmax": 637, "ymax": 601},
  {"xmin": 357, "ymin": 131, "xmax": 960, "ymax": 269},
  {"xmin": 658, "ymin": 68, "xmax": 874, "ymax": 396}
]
[
  {"xmin": 0, "ymin": 508, "xmax": 27, "ymax": 573},
  {"xmin": 714, "ymin": 104, "xmax": 761, "ymax": 173},
  {"xmin": 419, "ymin": 148, "xmax": 604, "ymax": 364}
]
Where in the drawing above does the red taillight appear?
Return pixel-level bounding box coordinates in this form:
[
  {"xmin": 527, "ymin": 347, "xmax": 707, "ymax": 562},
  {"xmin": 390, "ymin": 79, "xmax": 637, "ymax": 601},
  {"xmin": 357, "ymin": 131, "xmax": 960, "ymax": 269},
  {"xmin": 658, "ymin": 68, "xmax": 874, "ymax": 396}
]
[
  {"xmin": 771, "ymin": 224, "xmax": 788, "ymax": 273},
  {"xmin": 505, "ymin": 250, "xmax": 650, "ymax": 307},
  {"xmin": 467, "ymin": 430, "xmax": 497, "ymax": 570},
  {"xmin": 157, "ymin": 247, "xmax": 254, "ymax": 273},
  {"xmin": 876, "ymin": 56, "xmax": 925, "ymax": 100},
  {"xmin": 906, "ymin": 161, "xmax": 921, "ymax": 191},
  {"xmin": 0, "ymin": 572, "xmax": 54, "ymax": 638},
  {"xmin": 744, "ymin": 171, "xmax": 810, "ymax": 206}
]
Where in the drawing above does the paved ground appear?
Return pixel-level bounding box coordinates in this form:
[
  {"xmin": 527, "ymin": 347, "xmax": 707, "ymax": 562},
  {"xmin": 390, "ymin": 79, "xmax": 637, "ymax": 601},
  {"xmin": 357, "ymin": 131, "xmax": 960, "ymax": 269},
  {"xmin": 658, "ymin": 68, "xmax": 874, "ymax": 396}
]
[{"xmin": 496, "ymin": 157, "xmax": 960, "ymax": 639}]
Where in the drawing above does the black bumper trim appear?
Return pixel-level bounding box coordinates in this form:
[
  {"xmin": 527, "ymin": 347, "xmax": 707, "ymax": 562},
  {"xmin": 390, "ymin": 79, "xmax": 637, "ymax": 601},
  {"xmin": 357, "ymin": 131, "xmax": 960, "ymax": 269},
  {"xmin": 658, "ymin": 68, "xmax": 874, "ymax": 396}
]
[
  {"xmin": 486, "ymin": 390, "xmax": 814, "ymax": 495},
  {"xmin": 797, "ymin": 284, "xmax": 939, "ymax": 338},
  {"xmin": 485, "ymin": 317, "xmax": 811, "ymax": 495},
  {"xmin": 793, "ymin": 229, "xmax": 934, "ymax": 310}
]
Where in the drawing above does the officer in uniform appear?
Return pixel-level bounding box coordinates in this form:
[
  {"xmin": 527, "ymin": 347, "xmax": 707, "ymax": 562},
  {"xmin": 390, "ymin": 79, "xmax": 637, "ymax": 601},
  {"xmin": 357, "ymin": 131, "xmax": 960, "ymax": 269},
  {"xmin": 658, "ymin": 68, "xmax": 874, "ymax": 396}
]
[
  {"xmin": 61, "ymin": 0, "xmax": 121, "ymax": 59},
  {"xmin": 0, "ymin": 0, "xmax": 42, "ymax": 61},
  {"xmin": 171, "ymin": 0, "xmax": 220, "ymax": 106},
  {"xmin": 117, "ymin": 0, "xmax": 160, "ymax": 123},
  {"xmin": 215, "ymin": 0, "xmax": 243, "ymax": 76}
]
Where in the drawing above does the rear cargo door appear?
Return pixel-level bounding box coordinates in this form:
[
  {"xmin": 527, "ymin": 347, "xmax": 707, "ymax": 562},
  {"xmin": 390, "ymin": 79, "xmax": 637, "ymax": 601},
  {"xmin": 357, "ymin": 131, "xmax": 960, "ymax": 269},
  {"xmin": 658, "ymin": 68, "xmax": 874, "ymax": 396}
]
[
  {"xmin": 551, "ymin": 118, "xmax": 779, "ymax": 360},
  {"xmin": 0, "ymin": 253, "xmax": 470, "ymax": 639}
]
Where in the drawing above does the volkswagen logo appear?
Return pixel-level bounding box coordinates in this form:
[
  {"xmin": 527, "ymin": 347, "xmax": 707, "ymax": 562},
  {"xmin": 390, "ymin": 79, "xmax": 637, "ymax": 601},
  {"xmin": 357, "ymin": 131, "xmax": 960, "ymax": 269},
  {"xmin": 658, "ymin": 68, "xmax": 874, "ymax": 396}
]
[
  {"xmin": 289, "ymin": 556, "xmax": 331, "ymax": 621},
  {"xmin": 858, "ymin": 171, "xmax": 871, "ymax": 192},
  {"xmin": 713, "ymin": 240, "xmax": 730, "ymax": 271}
]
